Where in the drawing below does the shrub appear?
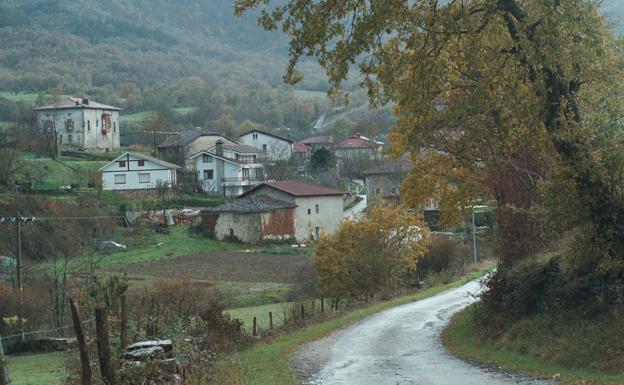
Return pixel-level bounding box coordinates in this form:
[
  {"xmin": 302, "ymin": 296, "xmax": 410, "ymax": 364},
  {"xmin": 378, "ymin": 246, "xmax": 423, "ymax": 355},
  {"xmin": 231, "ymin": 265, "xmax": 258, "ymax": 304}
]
[{"xmin": 416, "ymin": 235, "xmax": 468, "ymax": 278}]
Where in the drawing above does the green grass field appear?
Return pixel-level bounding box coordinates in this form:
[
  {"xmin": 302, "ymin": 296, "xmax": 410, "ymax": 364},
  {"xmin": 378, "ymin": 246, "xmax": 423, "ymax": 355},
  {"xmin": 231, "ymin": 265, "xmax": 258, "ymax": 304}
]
[
  {"xmin": 18, "ymin": 157, "xmax": 108, "ymax": 189},
  {"xmin": 443, "ymin": 305, "xmax": 624, "ymax": 385},
  {"xmin": 121, "ymin": 107, "xmax": 197, "ymax": 124},
  {"xmin": 5, "ymin": 352, "xmax": 66, "ymax": 385}
]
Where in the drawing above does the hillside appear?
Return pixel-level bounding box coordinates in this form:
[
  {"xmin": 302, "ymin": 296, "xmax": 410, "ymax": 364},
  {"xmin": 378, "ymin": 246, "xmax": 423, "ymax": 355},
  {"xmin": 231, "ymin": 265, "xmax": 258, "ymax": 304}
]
[{"xmin": 0, "ymin": 0, "xmax": 327, "ymax": 93}]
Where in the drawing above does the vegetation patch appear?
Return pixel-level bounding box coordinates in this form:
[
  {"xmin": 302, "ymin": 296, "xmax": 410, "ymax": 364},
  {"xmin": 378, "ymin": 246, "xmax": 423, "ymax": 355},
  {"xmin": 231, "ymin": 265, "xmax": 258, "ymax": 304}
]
[
  {"xmin": 5, "ymin": 352, "xmax": 66, "ymax": 385},
  {"xmin": 443, "ymin": 304, "xmax": 624, "ymax": 385},
  {"xmin": 210, "ymin": 262, "xmax": 495, "ymax": 384}
]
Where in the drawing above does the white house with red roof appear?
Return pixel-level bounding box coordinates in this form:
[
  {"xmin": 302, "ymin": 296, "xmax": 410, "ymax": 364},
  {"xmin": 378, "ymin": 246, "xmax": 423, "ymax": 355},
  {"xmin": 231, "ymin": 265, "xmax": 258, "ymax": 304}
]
[
  {"xmin": 239, "ymin": 180, "xmax": 347, "ymax": 242},
  {"xmin": 34, "ymin": 98, "xmax": 121, "ymax": 151},
  {"xmin": 334, "ymin": 133, "xmax": 384, "ymax": 160}
]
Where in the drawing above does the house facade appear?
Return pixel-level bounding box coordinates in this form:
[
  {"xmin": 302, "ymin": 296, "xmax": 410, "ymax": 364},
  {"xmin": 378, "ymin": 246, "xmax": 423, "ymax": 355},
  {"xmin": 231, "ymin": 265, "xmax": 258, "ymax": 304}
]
[
  {"xmin": 237, "ymin": 129, "xmax": 294, "ymax": 160},
  {"xmin": 201, "ymin": 195, "xmax": 297, "ymax": 244},
  {"xmin": 157, "ymin": 131, "xmax": 237, "ymax": 167},
  {"xmin": 190, "ymin": 141, "xmax": 265, "ymax": 197},
  {"xmin": 363, "ymin": 160, "xmax": 413, "ymax": 206},
  {"xmin": 334, "ymin": 133, "xmax": 384, "ymax": 160},
  {"xmin": 239, "ymin": 180, "xmax": 347, "ymax": 242},
  {"xmin": 34, "ymin": 98, "xmax": 121, "ymax": 151},
  {"xmin": 99, "ymin": 152, "xmax": 180, "ymax": 191}
]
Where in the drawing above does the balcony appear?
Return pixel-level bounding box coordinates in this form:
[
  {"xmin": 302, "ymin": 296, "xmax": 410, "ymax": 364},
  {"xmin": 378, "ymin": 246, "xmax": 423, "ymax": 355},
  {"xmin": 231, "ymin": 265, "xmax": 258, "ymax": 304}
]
[{"xmin": 221, "ymin": 177, "xmax": 264, "ymax": 186}]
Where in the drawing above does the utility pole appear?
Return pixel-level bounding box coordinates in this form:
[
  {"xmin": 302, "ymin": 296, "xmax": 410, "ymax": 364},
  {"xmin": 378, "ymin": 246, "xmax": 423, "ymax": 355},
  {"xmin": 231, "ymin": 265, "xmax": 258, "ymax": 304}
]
[
  {"xmin": 0, "ymin": 333, "xmax": 10, "ymax": 385},
  {"xmin": 471, "ymin": 207, "xmax": 478, "ymax": 265},
  {"xmin": 15, "ymin": 212, "xmax": 22, "ymax": 293}
]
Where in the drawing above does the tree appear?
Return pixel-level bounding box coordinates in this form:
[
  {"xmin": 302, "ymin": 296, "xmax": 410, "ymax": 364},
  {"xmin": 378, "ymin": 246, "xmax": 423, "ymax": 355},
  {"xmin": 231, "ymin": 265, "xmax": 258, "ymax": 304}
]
[
  {"xmin": 310, "ymin": 148, "xmax": 336, "ymax": 172},
  {"xmin": 315, "ymin": 204, "xmax": 430, "ymax": 302},
  {"xmin": 236, "ymin": 0, "xmax": 624, "ymax": 271}
]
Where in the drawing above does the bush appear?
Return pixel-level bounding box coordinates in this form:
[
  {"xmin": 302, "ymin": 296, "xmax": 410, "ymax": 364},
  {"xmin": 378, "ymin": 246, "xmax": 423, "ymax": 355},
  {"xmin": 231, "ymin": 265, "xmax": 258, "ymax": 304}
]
[{"xmin": 416, "ymin": 235, "xmax": 468, "ymax": 278}]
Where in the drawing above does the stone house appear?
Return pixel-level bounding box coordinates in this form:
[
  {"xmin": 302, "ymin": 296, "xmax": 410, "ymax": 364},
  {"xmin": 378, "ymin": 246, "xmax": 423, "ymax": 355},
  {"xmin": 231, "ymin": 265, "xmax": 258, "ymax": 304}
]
[
  {"xmin": 98, "ymin": 152, "xmax": 180, "ymax": 191},
  {"xmin": 237, "ymin": 128, "xmax": 294, "ymax": 160},
  {"xmin": 157, "ymin": 131, "xmax": 237, "ymax": 167},
  {"xmin": 238, "ymin": 180, "xmax": 347, "ymax": 242},
  {"xmin": 201, "ymin": 195, "xmax": 297, "ymax": 244},
  {"xmin": 363, "ymin": 159, "xmax": 439, "ymax": 213},
  {"xmin": 34, "ymin": 98, "xmax": 121, "ymax": 151},
  {"xmin": 189, "ymin": 140, "xmax": 266, "ymax": 197},
  {"xmin": 334, "ymin": 133, "xmax": 384, "ymax": 160}
]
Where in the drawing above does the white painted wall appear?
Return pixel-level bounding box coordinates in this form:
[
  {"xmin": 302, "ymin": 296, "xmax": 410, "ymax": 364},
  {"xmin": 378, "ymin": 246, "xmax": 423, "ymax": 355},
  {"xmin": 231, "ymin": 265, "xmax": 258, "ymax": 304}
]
[
  {"xmin": 193, "ymin": 152, "xmax": 264, "ymax": 197},
  {"xmin": 37, "ymin": 107, "xmax": 120, "ymax": 151},
  {"xmin": 101, "ymin": 154, "xmax": 176, "ymax": 190},
  {"xmin": 238, "ymin": 131, "xmax": 292, "ymax": 160}
]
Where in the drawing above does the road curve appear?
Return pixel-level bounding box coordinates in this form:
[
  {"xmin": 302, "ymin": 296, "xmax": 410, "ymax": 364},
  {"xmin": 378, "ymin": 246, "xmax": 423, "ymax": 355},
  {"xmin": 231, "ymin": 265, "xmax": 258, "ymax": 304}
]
[{"xmin": 294, "ymin": 280, "xmax": 553, "ymax": 385}]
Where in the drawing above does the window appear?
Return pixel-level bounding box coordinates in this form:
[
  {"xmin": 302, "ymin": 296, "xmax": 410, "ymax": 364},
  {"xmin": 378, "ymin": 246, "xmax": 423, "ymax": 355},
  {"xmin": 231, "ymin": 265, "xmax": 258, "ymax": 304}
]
[
  {"xmin": 139, "ymin": 173, "xmax": 150, "ymax": 183},
  {"xmin": 114, "ymin": 174, "xmax": 126, "ymax": 184},
  {"xmin": 68, "ymin": 134, "xmax": 72, "ymax": 142},
  {"xmin": 102, "ymin": 114, "xmax": 111, "ymax": 134},
  {"xmin": 138, "ymin": 160, "xmax": 145, "ymax": 167},
  {"xmin": 315, "ymin": 227, "xmax": 320, "ymax": 240},
  {"xmin": 202, "ymin": 154, "xmax": 213, "ymax": 163},
  {"xmin": 87, "ymin": 121, "xmax": 91, "ymax": 131},
  {"xmin": 113, "ymin": 122, "xmax": 116, "ymax": 132},
  {"xmin": 307, "ymin": 208, "xmax": 311, "ymax": 215},
  {"xmin": 119, "ymin": 161, "xmax": 126, "ymax": 168},
  {"xmin": 391, "ymin": 187, "xmax": 397, "ymax": 194},
  {"xmin": 242, "ymin": 168, "xmax": 250, "ymax": 179},
  {"xmin": 65, "ymin": 119, "xmax": 74, "ymax": 132},
  {"xmin": 375, "ymin": 187, "xmax": 381, "ymax": 194},
  {"xmin": 203, "ymin": 170, "xmax": 214, "ymax": 180},
  {"xmin": 262, "ymin": 144, "xmax": 267, "ymax": 151},
  {"xmin": 96, "ymin": 119, "xmax": 99, "ymax": 128},
  {"xmin": 315, "ymin": 204, "xmax": 319, "ymax": 214},
  {"xmin": 253, "ymin": 133, "xmax": 258, "ymax": 140}
]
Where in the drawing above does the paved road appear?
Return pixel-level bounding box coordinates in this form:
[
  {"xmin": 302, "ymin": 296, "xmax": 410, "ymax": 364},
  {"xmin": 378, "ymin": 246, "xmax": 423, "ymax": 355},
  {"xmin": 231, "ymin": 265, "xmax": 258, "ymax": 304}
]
[
  {"xmin": 344, "ymin": 194, "xmax": 367, "ymax": 220},
  {"xmin": 295, "ymin": 280, "xmax": 553, "ymax": 385}
]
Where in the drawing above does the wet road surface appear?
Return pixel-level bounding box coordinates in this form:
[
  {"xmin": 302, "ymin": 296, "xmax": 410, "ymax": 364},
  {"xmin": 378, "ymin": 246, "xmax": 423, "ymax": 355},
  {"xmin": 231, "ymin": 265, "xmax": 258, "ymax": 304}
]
[{"xmin": 295, "ymin": 280, "xmax": 553, "ymax": 385}]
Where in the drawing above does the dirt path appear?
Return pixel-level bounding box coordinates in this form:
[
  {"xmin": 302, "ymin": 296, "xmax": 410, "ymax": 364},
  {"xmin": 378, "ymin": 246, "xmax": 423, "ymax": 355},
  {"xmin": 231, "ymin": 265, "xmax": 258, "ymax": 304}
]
[{"xmin": 294, "ymin": 280, "xmax": 554, "ymax": 385}]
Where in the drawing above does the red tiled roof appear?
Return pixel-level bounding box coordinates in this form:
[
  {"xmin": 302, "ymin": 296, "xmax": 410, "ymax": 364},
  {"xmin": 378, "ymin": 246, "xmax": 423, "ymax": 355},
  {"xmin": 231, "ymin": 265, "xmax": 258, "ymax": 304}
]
[
  {"xmin": 336, "ymin": 134, "xmax": 383, "ymax": 149},
  {"xmin": 301, "ymin": 135, "xmax": 335, "ymax": 144},
  {"xmin": 241, "ymin": 180, "xmax": 347, "ymax": 198},
  {"xmin": 293, "ymin": 142, "xmax": 312, "ymax": 153}
]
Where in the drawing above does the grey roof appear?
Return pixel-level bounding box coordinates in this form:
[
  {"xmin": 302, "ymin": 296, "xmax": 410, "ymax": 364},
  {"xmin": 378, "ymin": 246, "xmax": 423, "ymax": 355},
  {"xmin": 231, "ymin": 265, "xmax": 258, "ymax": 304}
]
[
  {"xmin": 98, "ymin": 152, "xmax": 181, "ymax": 172},
  {"xmin": 363, "ymin": 160, "xmax": 413, "ymax": 175},
  {"xmin": 34, "ymin": 98, "xmax": 121, "ymax": 111},
  {"xmin": 204, "ymin": 195, "xmax": 296, "ymax": 214},
  {"xmin": 158, "ymin": 131, "xmax": 237, "ymax": 149}
]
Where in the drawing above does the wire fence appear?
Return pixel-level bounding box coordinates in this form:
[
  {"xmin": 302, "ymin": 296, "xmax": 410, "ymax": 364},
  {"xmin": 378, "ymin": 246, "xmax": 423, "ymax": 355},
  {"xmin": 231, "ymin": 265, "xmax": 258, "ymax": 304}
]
[{"xmin": 0, "ymin": 317, "xmax": 95, "ymax": 343}]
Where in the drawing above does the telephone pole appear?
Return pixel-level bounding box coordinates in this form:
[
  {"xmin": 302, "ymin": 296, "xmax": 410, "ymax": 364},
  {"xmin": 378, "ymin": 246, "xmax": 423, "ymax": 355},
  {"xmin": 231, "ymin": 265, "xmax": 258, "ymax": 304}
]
[
  {"xmin": 471, "ymin": 207, "xmax": 478, "ymax": 265},
  {"xmin": 15, "ymin": 212, "xmax": 22, "ymax": 292}
]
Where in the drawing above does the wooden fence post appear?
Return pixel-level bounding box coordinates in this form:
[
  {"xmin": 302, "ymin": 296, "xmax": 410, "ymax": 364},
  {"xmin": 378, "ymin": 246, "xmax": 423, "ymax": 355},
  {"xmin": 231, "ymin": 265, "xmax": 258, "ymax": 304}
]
[
  {"xmin": 69, "ymin": 297, "xmax": 92, "ymax": 385},
  {"xmin": 0, "ymin": 333, "xmax": 10, "ymax": 385},
  {"xmin": 321, "ymin": 297, "xmax": 324, "ymax": 313},
  {"xmin": 95, "ymin": 308, "xmax": 115, "ymax": 385},
  {"xmin": 269, "ymin": 312, "xmax": 273, "ymax": 331},
  {"xmin": 252, "ymin": 317, "xmax": 257, "ymax": 337},
  {"xmin": 300, "ymin": 304, "xmax": 305, "ymax": 323},
  {"xmin": 120, "ymin": 295, "xmax": 128, "ymax": 349}
]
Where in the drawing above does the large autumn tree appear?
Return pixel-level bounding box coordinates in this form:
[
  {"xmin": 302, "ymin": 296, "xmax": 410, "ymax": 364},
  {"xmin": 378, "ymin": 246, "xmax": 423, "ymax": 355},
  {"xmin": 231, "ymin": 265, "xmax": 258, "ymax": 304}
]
[{"xmin": 236, "ymin": 0, "xmax": 624, "ymax": 272}]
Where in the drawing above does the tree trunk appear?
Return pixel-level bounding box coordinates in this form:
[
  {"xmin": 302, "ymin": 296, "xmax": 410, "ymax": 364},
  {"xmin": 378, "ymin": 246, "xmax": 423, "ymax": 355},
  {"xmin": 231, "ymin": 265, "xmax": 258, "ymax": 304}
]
[
  {"xmin": 120, "ymin": 295, "xmax": 128, "ymax": 349},
  {"xmin": 69, "ymin": 297, "xmax": 92, "ymax": 385},
  {"xmin": 95, "ymin": 308, "xmax": 115, "ymax": 385}
]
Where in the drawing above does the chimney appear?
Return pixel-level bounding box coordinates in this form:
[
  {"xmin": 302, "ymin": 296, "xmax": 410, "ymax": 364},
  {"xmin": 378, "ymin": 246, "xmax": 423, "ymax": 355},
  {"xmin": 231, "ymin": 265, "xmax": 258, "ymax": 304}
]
[
  {"xmin": 82, "ymin": 98, "xmax": 89, "ymax": 105},
  {"xmin": 215, "ymin": 139, "xmax": 224, "ymax": 157}
]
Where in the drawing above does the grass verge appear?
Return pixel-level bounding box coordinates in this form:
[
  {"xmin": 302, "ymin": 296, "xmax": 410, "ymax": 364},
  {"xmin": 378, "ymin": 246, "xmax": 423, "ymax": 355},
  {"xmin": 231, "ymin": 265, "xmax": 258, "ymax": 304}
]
[
  {"xmin": 210, "ymin": 262, "xmax": 495, "ymax": 385},
  {"xmin": 442, "ymin": 305, "xmax": 624, "ymax": 385},
  {"xmin": 5, "ymin": 352, "xmax": 66, "ymax": 385}
]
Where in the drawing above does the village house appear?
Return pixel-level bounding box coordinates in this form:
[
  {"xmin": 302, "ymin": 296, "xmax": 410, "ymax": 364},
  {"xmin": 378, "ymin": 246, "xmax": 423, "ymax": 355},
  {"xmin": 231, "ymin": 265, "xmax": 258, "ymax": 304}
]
[
  {"xmin": 293, "ymin": 142, "xmax": 312, "ymax": 162},
  {"xmin": 237, "ymin": 128, "xmax": 294, "ymax": 161},
  {"xmin": 157, "ymin": 131, "xmax": 237, "ymax": 167},
  {"xmin": 300, "ymin": 135, "xmax": 335, "ymax": 152},
  {"xmin": 98, "ymin": 152, "xmax": 180, "ymax": 191},
  {"xmin": 201, "ymin": 195, "xmax": 297, "ymax": 244},
  {"xmin": 363, "ymin": 159, "xmax": 413, "ymax": 206},
  {"xmin": 232, "ymin": 180, "xmax": 347, "ymax": 242},
  {"xmin": 34, "ymin": 98, "xmax": 121, "ymax": 151},
  {"xmin": 334, "ymin": 133, "xmax": 384, "ymax": 160},
  {"xmin": 190, "ymin": 140, "xmax": 266, "ymax": 197}
]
